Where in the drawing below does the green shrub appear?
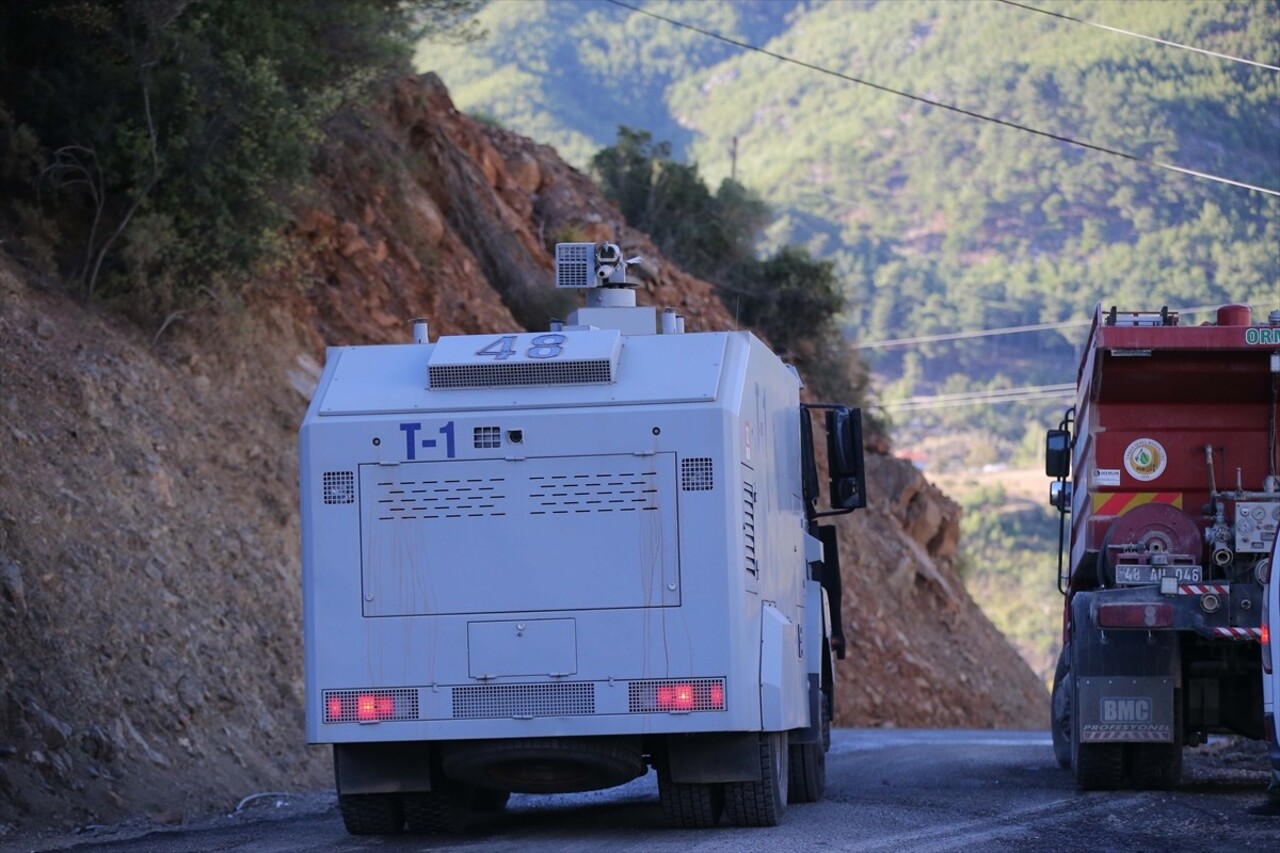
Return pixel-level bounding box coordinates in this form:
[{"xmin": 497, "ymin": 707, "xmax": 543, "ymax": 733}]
[{"xmin": 0, "ymin": 0, "xmax": 479, "ymax": 320}]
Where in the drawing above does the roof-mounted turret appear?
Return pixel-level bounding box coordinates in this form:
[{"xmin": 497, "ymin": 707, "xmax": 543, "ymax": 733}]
[{"xmin": 555, "ymin": 242, "xmax": 671, "ymax": 336}]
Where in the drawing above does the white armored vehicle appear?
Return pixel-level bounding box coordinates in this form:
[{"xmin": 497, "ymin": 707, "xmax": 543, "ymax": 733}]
[{"xmin": 300, "ymin": 243, "xmax": 865, "ymax": 833}]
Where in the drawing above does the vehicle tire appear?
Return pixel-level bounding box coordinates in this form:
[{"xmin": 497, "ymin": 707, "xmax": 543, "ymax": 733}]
[
  {"xmin": 1073, "ymin": 738, "xmax": 1124, "ymax": 791},
  {"xmin": 472, "ymin": 788, "xmax": 511, "ymax": 812},
  {"xmin": 657, "ymin": 764, "xmax": 723, "ymax": 829},
  {"xmin": 402, "ymin": 785, "xmax": 472, "ymax": 834},
  {"xmin": 337, "ymin": 793, "xmax": 404, "ymax": 835},
  {"xmin": 1050, "ymin": 644, "xmax": 1072, "ymax": 770},
  {"xmin": 788, "ymin": 700, "xmax": 828, "ymax": 803},
  {"xmin": 1130, "ymin": 691, "xmax": 1182, "ymax": 790},
  {"xmin": 723, "ymin": 732, "xmax": 788, "ymax": 827}
]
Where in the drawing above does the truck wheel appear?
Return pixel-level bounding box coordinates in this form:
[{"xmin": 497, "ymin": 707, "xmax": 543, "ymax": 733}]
[
  {"xmin": 1050, "ymin": 644, "xmax": 1072, "ymax": 769},
  {"xmin": 1130, "ymin": 691, "xmax": 1182, "ymax": 790},
  {"xmin": 723, "ymin": 732, "xmax": 788, "ymax": 827},
  {"xmin": 657, "ymin": 766, "xmax": 723, "ymax": 829},
  {"xmin": 1130, "ymin": 742, "xmax": 1183, "ymax": 790},
  {"xmin": 788, "ymin": 700, "xmax": 828, "ymax": 803},
  {"xmin": 337, "ymin": 793, "xmax": 404, "ymax": 835},
  {"xmin": 402, "ymin": 785, "xmax": 472, "ymax": 833},
  {"xmin": 1073, "ymin": 740, "xmax": 1123, "ymax": 791}
]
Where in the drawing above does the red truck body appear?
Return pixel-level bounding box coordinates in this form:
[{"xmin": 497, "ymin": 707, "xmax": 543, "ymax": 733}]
[{"xmin": 1049, "ymin": 303, "xmax": 1280, "ymax": 790}]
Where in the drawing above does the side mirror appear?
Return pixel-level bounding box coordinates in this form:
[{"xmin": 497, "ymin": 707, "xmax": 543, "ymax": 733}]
[
  {"xmin": 825, "ymin": 407, "xmax": 866, "ymax": 511},
  {"xmin": 1049, "ymin": 480, "xmax": 1072, "ymax": 513},
  {"xmin": 1045, "ymin": 429, "xmax": 1071, "ymax": 479}
]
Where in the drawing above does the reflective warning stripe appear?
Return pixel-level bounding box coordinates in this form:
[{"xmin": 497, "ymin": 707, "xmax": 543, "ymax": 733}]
[
  {"xmin": 1091, "ymin": 492, "xmax": 1183, "ymax": 515},
  {"xmin": 1081, "ymin": 729, "xmax": 1172, "ymax": 742},
  {"xmin": 1208, "ymin": 627, "xmax": 1262, "ymax": 640},
  {"xmin": 1178, "ymin": 584, "xmax": 1229, "ymax": 595}
]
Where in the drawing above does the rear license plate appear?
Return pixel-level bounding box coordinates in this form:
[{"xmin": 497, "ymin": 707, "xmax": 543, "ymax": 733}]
[{"xmin": 1115, "ymin": 565, "xmax": 1202, "ymax": 585}]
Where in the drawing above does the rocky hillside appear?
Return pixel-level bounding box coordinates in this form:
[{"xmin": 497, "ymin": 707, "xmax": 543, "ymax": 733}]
[{"xmin": 0, "ymin": 74, "xmax": 1044, "ymax": 837}]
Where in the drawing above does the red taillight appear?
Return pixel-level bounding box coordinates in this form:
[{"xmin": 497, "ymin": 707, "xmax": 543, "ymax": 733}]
[
  {"xmin": 1263, "ymin": 619, "xmax": 1272, "ymax": 675},
  {"xmin": 656, "ymin": 682, "xmax": 705, "ymax": 711},
  {"xmin": 1264, "ymin": 542, "xmax": 1277, "ymax": 674},
  {"xmin": 660, "ymin": 676, "xmax": 721, "ymax": 712},
  {"xmin": 355, "ymin": 694, "xmax": 398, "ymax": 721},
  {"xmin": 324, "ymin": 689, "xmax": 417, "ymax": 723},
  {"xmin": 1096, "ymin": 602, "xmax": 1174, "ymax": 629},
  {"xmin": 640, "ymin": 679, "xmax": 726, "ymax": 713}
]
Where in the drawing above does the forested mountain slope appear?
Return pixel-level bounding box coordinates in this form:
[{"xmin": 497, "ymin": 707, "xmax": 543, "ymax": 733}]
[{"xmin": 423, "ymin": 0, "xmax": 1279, "ymax": 448}]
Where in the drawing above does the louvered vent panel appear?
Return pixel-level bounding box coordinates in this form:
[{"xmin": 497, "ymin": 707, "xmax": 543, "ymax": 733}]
[
  {"xmin": 528, "ymin": 471, "xmax": 658, "ymax": 516},
  {"xmin": 452, "ymin": 683, "xmax": 595, "ymax": 719},
  {"xmin": 681, "ymin": 458, "xmax": 714, "ymax": 491},
  {"xmin": 429, "ymin": 359, "xmax": 613, "ymax": 389},
  {"xmin": 370, "ymin": 476, "xmax": 507, "ymax": 521},
  {"xmin": 323, "ymin": 471, "xmax": 355, "ymax": 505},
  {"xmin": 743, "ymin": 483, "xmax": 757, "ymax": 575}
]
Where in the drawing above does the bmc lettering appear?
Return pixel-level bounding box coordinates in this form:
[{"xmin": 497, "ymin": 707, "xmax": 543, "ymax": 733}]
[
  {"xmin": 1100, "ymin": 697, "xmax": 1152, "ymax": 723},
  {"xmin": 1245, "ymin": 328, "xmax": 1280, "ymax": 345}
]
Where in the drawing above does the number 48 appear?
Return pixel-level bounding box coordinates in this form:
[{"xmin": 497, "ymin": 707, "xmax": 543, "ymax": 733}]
[{"xmin": 476, "ymin": 334, "xmax": 565, "ymax": 360}]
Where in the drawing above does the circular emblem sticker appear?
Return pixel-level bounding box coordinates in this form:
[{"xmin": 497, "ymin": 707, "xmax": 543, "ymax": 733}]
[{"xmin": 1124, "ymin": 438, "xmax": 1167, "ymax": 482}]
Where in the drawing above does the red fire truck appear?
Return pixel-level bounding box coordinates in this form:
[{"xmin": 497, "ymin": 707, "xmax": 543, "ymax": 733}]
[{"xmin": 1047, "ymin": 303, "xmax": 1280, "ymax": 789}]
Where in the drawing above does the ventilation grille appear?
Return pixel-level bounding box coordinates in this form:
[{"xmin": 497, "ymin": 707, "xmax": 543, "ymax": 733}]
[
  {"xmin": 681, "ymin": 458, "xmax": 714, "ymax": 491},
  {"xmin": 555, "ymin": 243, "xmax": 594, "ymax": 288},
  {"xmin": 323, "ymin": 471, "xmax": 355, "ymax": 505},
  {"xmin": 528, "ymin": 472, "xmax": 658, "ymax": 515},
  {"xmin": 628, "ymin": 678, "xmax": 727, "ymax": 713},
  {"xmin": 474, "ymin": 426, "xmax": 501, "ymax": 449},
  {"xmin": 452, "ymin": 683, "xmax": 595, "ymax": 719},
  {"xmin": 323, "ymin": 689, "xmax": 418, "ymax": 723},
  {"xmin": 743, "ymin": 483, "xmax": 757, "ymax": 575},
  {"xmin": 372, "ymin": 477, "xmax": 507, "ymax": 521},
  {"xmin": 429, "ymin": 359, "xmax": 613, "ymax": 390}
]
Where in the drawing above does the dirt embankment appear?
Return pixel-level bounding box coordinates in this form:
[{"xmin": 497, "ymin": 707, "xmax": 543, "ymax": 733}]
[{"xmin": 0, "ymin": 73, "xmax": 1045, "ymax": 837}]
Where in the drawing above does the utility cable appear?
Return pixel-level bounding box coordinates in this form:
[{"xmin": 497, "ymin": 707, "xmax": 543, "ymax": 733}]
[
  {"xmin": 601, "ymin": 0, "xmax": 1280, "ymax": 198},
  {"xmin": 880, "ymin": 383, "xmax": 1076, "ymax": 412},
  {"xmin": 994, "ymin": 0, "xmax": 1280, "ymax": 72},
  {"xmin": 855, "ymin": 318, "xmax": 1087, "ymax": 349},
  {"xmin": 851, "ymin": 304, "xmax": 1248, "ymax": 349}
]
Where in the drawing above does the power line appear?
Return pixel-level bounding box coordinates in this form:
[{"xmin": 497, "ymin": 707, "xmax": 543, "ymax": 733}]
[
  {"xmin": 994, "ymin": 0, "xmax": 1280, "ymax": 72},
  {"xmin": 601, "ymin": 0, "xmax": 1280, "ymax": 199},
  {"xmin": 880, "ymin": 383, "xmax": 1076, "ymax": 412},
  {"xmin": 855, "ymin": 318, "xmax": 1087, "ymax": 350},
  {"xmin": 851, "ymin": 304, "xmax": 1240, "ymax": 350}
]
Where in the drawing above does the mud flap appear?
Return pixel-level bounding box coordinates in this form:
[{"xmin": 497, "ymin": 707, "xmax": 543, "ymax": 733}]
[
  {"xmin": 1078, "ymin": 677, "xmax": 1175, "ymax": 743},
  {"xmin": 1071, "ymin": 591, "xmax": 1180, "ymax": 744},
  {"xmin": 335, "ymin": 742, "xmax": 434, "ymax": 794}
]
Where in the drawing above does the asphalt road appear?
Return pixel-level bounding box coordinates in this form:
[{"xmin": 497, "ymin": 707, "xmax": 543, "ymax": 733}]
[{"xmin": 18, "ymin": 729, "xmax": 1280, "ymax": 852}]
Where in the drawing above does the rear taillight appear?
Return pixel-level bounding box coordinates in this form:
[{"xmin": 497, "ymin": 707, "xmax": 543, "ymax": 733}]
[
  {"xmin": 1265, "ymin": 545, "xmax": 1277, "ymax": 675},
  {"xmin": 1096, "ymin": 603, "xmax": 1174, "ymax": 629},
  {"xmin": 323, "ymin": 688, "xmax": 418, "ymax": 723},
  {"xmin": 628, "ymin": 678, "xmax": 726, "ymax": 713},
  {"xmin": 1262, "ymin": 620, "xmax": 1271, "ymax": 674}
]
